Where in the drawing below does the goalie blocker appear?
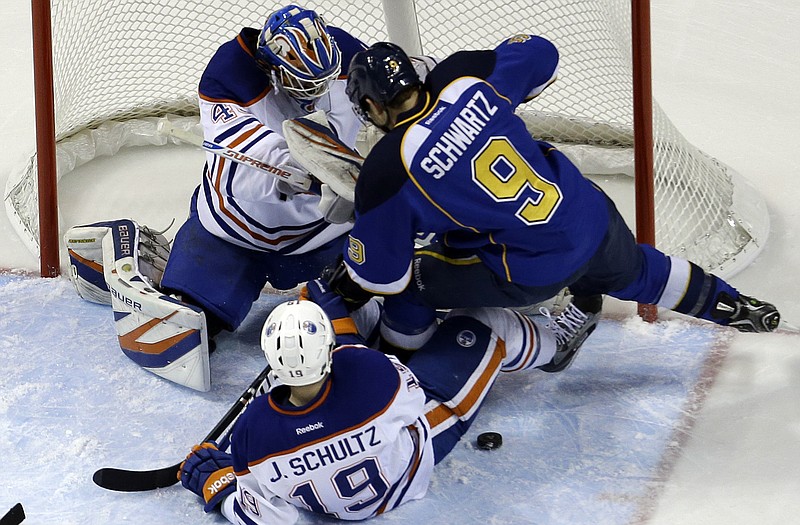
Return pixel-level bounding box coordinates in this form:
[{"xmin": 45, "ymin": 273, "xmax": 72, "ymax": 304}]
[{"xmin": 65, "ymin": 219, "xmax": 212, "ymax": 391}]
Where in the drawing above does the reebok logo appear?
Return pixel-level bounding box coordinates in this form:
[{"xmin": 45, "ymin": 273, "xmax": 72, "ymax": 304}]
[
  {"xmin": 207, "ymin": 471, "xmax": 235, "ymax": 494},
  {"xmin": 296, "ymin": 422, "xmax": 324, "ymax": 435}
]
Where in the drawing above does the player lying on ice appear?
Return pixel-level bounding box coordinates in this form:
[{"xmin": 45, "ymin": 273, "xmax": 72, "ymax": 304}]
[
  {"xmin": 178, "ymin": 278, "xmax": 568, "ymax": 523},
  {"xmin": 324, "ymin": 36, "xmax": 781, "ymax": 369}
]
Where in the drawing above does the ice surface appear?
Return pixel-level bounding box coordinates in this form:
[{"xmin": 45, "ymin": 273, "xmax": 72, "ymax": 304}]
[
  {"xmin": 2, "ymin": 1, "xmax": 800, "ymax": 524},
  {"xmin": 1, "ymin": 274, "xmax": 735, "ymax": 524}
]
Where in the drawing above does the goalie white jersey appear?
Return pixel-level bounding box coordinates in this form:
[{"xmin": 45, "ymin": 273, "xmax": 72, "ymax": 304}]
[
  {"xmin": 196, "ymin": 26, "xmax": 365, "ymax": 254},
  {"xmin": 222, "ymin": 346, "xmax": 435, "ymax": 524}
]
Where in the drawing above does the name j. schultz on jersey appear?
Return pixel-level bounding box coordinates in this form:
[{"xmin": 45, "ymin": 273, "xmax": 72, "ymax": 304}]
[{"xmin": 268, "ymin": 425, "xmax": 381, "ymax": 482}]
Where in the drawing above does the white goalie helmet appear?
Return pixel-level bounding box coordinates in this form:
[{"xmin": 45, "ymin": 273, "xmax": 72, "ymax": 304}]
[{"xmin": 261, "ymin": 300, "xmax": 335, "ymax": 387}]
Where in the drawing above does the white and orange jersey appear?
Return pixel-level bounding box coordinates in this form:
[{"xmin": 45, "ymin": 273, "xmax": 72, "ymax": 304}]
[{"xmin": 195, "ymin": 26, "xmax": 365, "ymax": 254}]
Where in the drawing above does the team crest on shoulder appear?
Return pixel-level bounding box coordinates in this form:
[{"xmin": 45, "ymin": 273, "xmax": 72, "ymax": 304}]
[
  {"xmin": 506, "ymin": 34, "xmax": 531, "ymax": 44},
  {"xmin": 456, "ymin": 330, "xmax": 477, "ymax": 347}
]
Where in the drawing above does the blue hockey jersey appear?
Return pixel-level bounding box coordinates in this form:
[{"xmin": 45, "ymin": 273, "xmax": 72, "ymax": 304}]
[
  {"xmin": 344, "ymin": 35, "xmax": 610, "ymax": 294},
  {"xmin": 222, "ymin": 345, "xmax": 434, "ymax": 523}
]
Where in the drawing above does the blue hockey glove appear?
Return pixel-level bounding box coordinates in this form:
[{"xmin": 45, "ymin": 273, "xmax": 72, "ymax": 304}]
[
  {"xmin": 301, "ymin": 278, "xmax": 361, "ymax": 342},
  {"xmin": 178, "ymin": 441, "xmax": 236, "ymax": 512}
]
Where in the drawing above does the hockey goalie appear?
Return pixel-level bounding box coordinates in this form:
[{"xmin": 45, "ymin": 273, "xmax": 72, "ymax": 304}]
[
  {"xmin": 65, "ymin": 219, "xmax": 212, "ymax": 391},
  {"xmin": 62, "ymin": 107, "xmax": 365, "ymax": 392}
]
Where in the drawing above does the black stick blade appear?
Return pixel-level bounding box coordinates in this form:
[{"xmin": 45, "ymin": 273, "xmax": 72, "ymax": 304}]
[
  {"xmin": 93, "ymin": 462, "xmax": 181, "ymax": 492},
  {"xmin": 0, "ymin": 503, "xmax": 25, "ymax": 525}
]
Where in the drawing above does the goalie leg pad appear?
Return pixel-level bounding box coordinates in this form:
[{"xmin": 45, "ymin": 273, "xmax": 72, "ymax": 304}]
[
  {"xmin": 65, "ymin": 224, "xmax": 114, "ymax": 305},
  {"xmin": 64, "ymin": 219, "xmax": 171, "ymax": 305},
  {"xmin": 103, "ymin": 220, "xmax": 211, "ymax": 391},
  {"xmin": 407, "ymin": 315, "xmax": 504, "ymax": 463}
]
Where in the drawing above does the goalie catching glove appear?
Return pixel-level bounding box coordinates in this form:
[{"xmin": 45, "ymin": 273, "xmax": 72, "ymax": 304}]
[
  {"xmin": 318, "ymin": 183, "xmax": 354, "ymax": 224},
  {"xmin": 274, "ymin": 161, "xmax": 353, "ymax": 224},
  {"xmin": 283, "ymin": 110, "xmax": 361, "ymax": 203},
  {"xmin": 179, "ymin": 442, "xmax": 236, "ymax": 512}
]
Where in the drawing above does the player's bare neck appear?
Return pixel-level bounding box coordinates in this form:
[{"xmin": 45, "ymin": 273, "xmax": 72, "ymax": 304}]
[
  {"xmin": 386, "ymin": 89, "xmax": 421, "ymax": 130},
  {"xmin": 288, "ymin": 378, "xmax": 327, "ymax": 406}
]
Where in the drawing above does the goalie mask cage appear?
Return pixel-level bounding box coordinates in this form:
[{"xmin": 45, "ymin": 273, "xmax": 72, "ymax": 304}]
[{"xmin": 13, "ymin": 0, "xmax": 768, "ymax": 278}]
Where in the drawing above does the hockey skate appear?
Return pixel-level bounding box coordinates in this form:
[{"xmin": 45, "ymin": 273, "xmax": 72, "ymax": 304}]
[
  {"xmin": 712, "ymin": 292, "xmax": 780, "ymax": 333},
  {"xmin": 538, "ymin": 295, "xmax": 603, "ymax": 373}
]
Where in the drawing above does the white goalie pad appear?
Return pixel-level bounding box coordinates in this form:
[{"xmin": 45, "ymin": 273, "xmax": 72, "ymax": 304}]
[
  {"xmin": 101, "ymin": 220, "xmax": 211, "ymax": 392},
  {"xmin": 65, "ymin": 219, "xmax": 171, "ymax": 305},
  {"xmin": 65, "ymin": 224, "xmax": 113, "ymax": 305},
  {"xmin": 283, "ymin": 110, "xmax": 361, "ymax": 203}
]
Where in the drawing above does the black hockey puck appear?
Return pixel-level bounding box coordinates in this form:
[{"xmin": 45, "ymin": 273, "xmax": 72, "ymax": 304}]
[{"xmin": 476, "ymin": 431, "xmax": 503, "ymax": 450}]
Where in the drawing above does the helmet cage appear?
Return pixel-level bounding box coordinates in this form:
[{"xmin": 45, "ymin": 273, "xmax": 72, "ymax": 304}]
[
  {"xmin": 261, "ymin": 301, "xmax": 335, "ymax": 387},
  {"xmin": 257, "ymin": 5, "xmax": 341, "ymax": 100}
]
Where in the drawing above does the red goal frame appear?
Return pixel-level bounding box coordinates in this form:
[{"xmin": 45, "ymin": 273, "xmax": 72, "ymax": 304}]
[{"xmin": 30, "ymin": 0, "xmax": 658, "ymax": 326}]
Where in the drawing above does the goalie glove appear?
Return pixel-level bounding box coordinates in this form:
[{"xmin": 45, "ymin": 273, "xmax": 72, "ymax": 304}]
[
  {"xmin": 274, "ymin": 162, "xmax": 320, "ymax": 197},
  {"xmin": 318, "ymin": 183, "xmax": 354, "ymax": 224},
  {"xmin": 283, "ymin": 110, "xmax": 360, "ymax": 203},
  {"xmin": 179, "ymin": 442, "xmax": 236, "ymax": 512},
  {"xmin": 64, "ymin": 219, "xmax": 171, "ymax": 304}
]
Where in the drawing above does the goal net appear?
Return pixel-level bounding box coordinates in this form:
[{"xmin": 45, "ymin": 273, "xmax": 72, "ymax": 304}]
[{"xmin": 8, "ymin": 0, "xmax": 768, "ymax": 278}]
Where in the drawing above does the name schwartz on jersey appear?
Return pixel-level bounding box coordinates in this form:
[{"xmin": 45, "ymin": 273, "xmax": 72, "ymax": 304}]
[
  {"xmin": 418, "ymin": 87, "xmax": 499, "ymax": 179},
  {"xmin": 266, "ymin": 424, "xmax": 381, "ymax": 481}
]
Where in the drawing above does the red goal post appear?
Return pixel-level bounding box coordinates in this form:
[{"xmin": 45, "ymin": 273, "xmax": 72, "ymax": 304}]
[{"xmin": 18, "ymin": 0, "xmax": 768, "ymax": 287}]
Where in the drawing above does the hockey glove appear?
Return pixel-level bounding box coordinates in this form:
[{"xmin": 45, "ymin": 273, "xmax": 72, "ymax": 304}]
[
  {"xmin": 318, "ymin": 183, "xmax": 355, "ymax": 224},
  {"xmin": 179, "ymin": 441, "xmax": 236, "ymax": 512},
  {"xmin": 324, "ymin": 261, "xmax": 374, "ymax": 311},
  {"xmin": 275, "ymin": 162, "xmax": 318, "ymax": 197},
  {"xmin": 301, "ymin": 278, "xmax": 361, "ymax": 343}
]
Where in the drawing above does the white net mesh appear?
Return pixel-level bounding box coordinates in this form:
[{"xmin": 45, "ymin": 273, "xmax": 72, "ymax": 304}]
[{"xmin": 6, "ymin": 0, "xmax": 768, "ymax": 276}]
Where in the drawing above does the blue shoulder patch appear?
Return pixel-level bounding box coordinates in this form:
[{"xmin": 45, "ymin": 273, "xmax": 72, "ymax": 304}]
[
  {"xmin": 199, "ymin": 28, "xmax": 271, "ymax": 106},
  {"xmin": 328, "ymin": 26, "xmax": 368, "ymax": 78}
]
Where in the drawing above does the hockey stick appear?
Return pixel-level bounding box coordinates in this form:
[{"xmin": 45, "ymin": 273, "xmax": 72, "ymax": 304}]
[
  {"xmin": 157, "ymin": 120, "xmax": 315, "ymax": 192},
  {"xmin": 92, "ymin": 365, "xmax": 272, "ymax": 492},
  {"xmin": 0, "ymin": 503, "xmax": 25, "ymax": 525}
]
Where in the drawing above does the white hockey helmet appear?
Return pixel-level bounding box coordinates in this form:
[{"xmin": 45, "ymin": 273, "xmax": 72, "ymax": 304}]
[
  {"xmin": 261, "ymin": 300, "xmax": 335, "ymax": 387},
  {"xmin": 256, "ymin": 4, "xmax": 342, "ymax": 100}
]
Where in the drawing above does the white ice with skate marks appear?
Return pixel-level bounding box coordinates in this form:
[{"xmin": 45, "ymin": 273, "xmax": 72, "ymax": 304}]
[{"xmin": 6, "ymin": 274, "xmax": 784, "ymax": 525}]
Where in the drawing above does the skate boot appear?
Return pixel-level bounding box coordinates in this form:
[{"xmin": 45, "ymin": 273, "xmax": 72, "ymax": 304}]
[
  {"xmin": 538, "ymin": 295, "xmax": 603, "ymax": 373},
  {"xmin": 712, "ymin": 292, "xmax": 780, "ymax": 333}
]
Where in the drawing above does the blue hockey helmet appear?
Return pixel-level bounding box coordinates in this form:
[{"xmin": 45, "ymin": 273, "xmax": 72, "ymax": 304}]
[
  {"xmin": 346, "ymin": 42, "xmax": 421, "ymax": 120},
  {"xmin": 256, "ymin": 4, "xmax": 341, "ymax": 100}
]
